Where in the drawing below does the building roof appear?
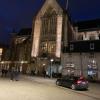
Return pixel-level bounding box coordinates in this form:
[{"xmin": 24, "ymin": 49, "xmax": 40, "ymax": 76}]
[
  {"xmin": 17, "ymin": 28, "xmax": 32, "ymax": 36},
  {"xmin": 0, "ymin": 43, "xmax": 9, "ymax": 48},
  {"xmin": 62, "ymin": 40, "xmax": 100, "ymax": 53},
  {"xmin": 74, "ymin": 19, "xmax": 100, "ymax": 32},
  {"xmin": 33, "ymin": 0, "xmax": 72, "ymax": 22}
]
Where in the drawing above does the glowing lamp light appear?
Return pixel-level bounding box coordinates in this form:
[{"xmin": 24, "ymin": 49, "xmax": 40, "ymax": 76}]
[{"xmin": 50, "ymin": 59, "xmax": 54, "ymax": 62}]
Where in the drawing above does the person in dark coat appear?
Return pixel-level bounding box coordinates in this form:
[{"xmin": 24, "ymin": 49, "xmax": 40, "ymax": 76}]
[
  {"xmin": 43, "ymin": 70, "xmax": 46, "ymax": 78},
  {"xmin": 14, "ymin": 66, "xmax": 20, "ymax": 81},
  {"xmin": 10, "ymin": 67, "xmax": 15, "ymax": 81}
]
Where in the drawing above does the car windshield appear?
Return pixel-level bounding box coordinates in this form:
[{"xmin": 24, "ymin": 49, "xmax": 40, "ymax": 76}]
[{"xmin": 61, "ymin": 75, "xmax": 71, "ymax": 79}]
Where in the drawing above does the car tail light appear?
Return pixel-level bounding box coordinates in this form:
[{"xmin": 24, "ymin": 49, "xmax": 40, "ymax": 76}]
[{"xmin": 77, "ymin": 80, "xmax": 82, "ymax": 84}]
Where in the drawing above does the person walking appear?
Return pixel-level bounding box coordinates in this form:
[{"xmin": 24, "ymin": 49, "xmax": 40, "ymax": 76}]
[
  {"xmin": 42, "ymin": 70, "xmax": 46, "ymax": 78},
  {"xmin": 14, "ymin": 66, "xmax": 20, "ymax": 81},
  {"xmin": 10, "ymin": 67, "xmax": 15, "ymax": 81}
]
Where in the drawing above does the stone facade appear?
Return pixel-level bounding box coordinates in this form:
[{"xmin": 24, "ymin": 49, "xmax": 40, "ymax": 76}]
[
  {"xmin": 31, "ymin": 0, "xmax": 73, "ymax": 76},
  {"xmin": 8, "ymin": 0, "xmax": 100, "ymax": 81},
  {"xmin": 61, "ymin": 52, "xmax": 100, "ymax": 80},
  {"xmin": 10, "ymin": 28, "xmax": 32, "ymax": 74}
]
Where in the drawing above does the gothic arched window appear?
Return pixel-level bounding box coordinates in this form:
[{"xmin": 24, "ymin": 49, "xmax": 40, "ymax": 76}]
[{"xmin": 40, "ymin": 7, "xmax": 57, "ymax": 57}]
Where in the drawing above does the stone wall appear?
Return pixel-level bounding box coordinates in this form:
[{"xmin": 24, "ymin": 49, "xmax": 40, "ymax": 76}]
[{"xmin": 61, "ymin": 52, "xmax": 100, "ymax": 80}]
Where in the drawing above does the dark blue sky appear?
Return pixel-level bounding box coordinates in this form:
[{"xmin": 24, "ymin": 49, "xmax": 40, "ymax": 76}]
[{"xmin": 0, "ymin": 0, "xmax": 100, "ymax": 45}]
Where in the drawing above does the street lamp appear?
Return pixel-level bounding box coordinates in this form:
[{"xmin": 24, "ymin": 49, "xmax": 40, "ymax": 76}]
[
  {"xmin": 43, "ymin": 63, "xmax": 46, "ymax": 71},
  {"xmin": 43, "ymin": 63, "xmax": 46, "ymax": 66},
  {"xmin": 80, "ymin": 53, "xmax": 83, "ymax": 76},
  {"xmin": 50, "ymin": 59, "xmax": 54, "ymax": 78}
]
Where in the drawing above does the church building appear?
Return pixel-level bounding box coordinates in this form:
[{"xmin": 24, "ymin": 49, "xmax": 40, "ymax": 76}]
[{"xmin": 31, "ymin": 0, "xmax": 74, "ymax": 76}]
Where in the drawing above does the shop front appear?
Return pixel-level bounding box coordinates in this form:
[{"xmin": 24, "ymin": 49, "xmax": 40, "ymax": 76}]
[{"xmin": 87, "ymin": 59, "xmax": 98, "ymax": 81}]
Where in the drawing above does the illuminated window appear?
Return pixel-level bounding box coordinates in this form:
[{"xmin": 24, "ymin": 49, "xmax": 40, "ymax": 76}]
[
  {"xmin": 70, "ymin": 44, "xmax": 74, "ymax": 51},
  {"xmin": 90, "ymin": 43, "xmax": 94, "ymax": 50},
  {"xmin": 40, "ymin": 7, "xmax": 57, "ymax": 57}
]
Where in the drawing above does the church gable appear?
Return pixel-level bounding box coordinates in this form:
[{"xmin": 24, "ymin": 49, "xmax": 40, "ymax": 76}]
[
  {"xmin": 43, "ymin": 6, "xmax": 57, "ymax": 17},
  {"xmin": 36, "ymin": 0, "xmax": 63, "ymax": 18}
]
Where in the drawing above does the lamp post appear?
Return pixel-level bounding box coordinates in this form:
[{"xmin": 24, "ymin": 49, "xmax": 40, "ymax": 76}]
[
  {"xmin": 80, "ymin": 53, "xmax": 83, "ymax": 76},
  {"xmin": 50, "ymin": 59, "xmax": 54, "ymax": 78},
  {"xmin": 43, "ymin": 63, "xmax": 46, "ymax": 71}
]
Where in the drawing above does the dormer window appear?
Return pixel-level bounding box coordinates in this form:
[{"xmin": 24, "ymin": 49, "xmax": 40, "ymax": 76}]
[
  {"xmin": 90, "ymin": 43, "xmax": 94, "ymax": 50},
  {"xmin": 70, "ymin": 44, "xmax": 74, "ymax": 51}
]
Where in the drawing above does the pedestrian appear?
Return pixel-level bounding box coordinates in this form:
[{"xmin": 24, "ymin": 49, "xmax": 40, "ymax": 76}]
[
  {"xmin": 1, "ymin": 68, "xmax": 5, "ymax": 77},
  {"xmin": 10, "ymin": 67, "xmax": 15, "ymax": 81},
  {"xmin": 15, "ymin": 66, "xmax": 20, "ymax": 81},
  {"xmin": 43, "ymin": 70, "xmax": 46, "ymax": 78}
]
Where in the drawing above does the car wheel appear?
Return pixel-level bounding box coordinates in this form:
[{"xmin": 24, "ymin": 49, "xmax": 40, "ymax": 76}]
[
  {"xmin": 71, "ymin": 84, "xmax": 76, "ymax": 90},
  {"xmin": 56, "ymin": 81, "xmax": 61, "ymax": 86}
]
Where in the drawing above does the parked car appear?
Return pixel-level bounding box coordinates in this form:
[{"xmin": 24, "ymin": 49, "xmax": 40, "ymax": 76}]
[{"xmin": 56, "ymin": 75, "xmax": 89, "ymax": 90}]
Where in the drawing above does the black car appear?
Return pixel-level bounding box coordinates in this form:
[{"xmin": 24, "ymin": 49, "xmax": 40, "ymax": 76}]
[{"xmin": 56, "ymin": 76, "xmax": 89, "ymax": 90}]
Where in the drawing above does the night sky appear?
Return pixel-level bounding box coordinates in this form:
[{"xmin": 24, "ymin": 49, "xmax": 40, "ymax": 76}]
[{"xmin": 0, "ymin": 0, "xmax": 100, "ymax": 45}]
